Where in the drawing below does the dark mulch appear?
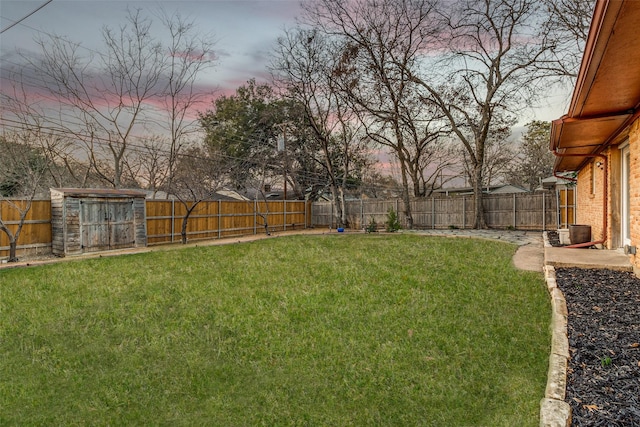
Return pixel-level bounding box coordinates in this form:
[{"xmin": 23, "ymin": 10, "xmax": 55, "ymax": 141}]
[{"xmin": 556, "ymin": 268, "xmax": 640, "ymax": 426}]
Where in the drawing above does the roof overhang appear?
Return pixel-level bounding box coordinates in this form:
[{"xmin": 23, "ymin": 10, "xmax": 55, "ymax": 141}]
[{"xmin": 550, "ymin": 0, "xmax": 640, "ymax": 172}]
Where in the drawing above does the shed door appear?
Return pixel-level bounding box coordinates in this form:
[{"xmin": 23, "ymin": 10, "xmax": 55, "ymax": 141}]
[{"xmin": 80, "ymin": 199, "xmax": 135, "ymax": 252}]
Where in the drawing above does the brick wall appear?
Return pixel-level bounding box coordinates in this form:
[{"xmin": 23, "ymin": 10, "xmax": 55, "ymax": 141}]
[
  {"xmin": 576, "ymin": 155, "xmax": 606, "ymax": 244},
  {"xmin": 575, "ymin": 118, "xmax": 640, "ymax": 269}
]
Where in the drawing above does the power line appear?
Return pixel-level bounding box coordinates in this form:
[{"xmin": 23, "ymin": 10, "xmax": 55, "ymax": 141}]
[
  {"xmin": 0, "ymin": 0, "xmax": 53, "ymax": 34},
  {"xmin": 0, "ymin": 116, "xmax": 397, "ymax": 192}
]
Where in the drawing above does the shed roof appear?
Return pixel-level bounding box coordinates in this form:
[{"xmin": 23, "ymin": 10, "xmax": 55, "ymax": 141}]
[
  {"xmin": 550, "ymin": 0, "xmax": 640, "ymax": 172},
  {"xmin": 50, "ymin": 188, "xmax": 147, "ymax": 198}
]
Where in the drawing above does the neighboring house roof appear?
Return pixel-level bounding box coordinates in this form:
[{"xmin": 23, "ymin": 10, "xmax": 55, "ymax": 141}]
[
  {"xmin": 214, "ymin": 189, "xmax": 249, "ymax": 201},
  {"xmin": 489, "ymin": 184, "xmax": 529, "ymax": 194},
  {"xmin": 433, "ymin": 184, "xmax": 528, "ymax": 196},
  {"xmin": 550, "ymin": 0, "xmax": 640, "ymax": 172},
  {"xmin": 539, "ymin": 175, "xmax": 575, "ymax": 190},
  {"xmin": 242, "ymin": 188, "xmax": 284, "ymax": 200}
]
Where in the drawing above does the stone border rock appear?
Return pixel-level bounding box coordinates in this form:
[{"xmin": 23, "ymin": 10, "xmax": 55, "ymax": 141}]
[{"xmin": 540, "ymin": 231, "xmax": 572, "ymax": 427}]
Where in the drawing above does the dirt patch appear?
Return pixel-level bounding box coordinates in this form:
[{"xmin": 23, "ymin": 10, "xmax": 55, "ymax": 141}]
[{"xmin": 556, "ymin": 268, "xmax": 640, "ymax": 426}]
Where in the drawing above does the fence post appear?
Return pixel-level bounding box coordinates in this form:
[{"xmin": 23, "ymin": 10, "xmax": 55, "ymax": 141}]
[
  {"xmin": 218, "ymin": 200, "xmax": 222, "ymax": 239},
  {"xmin": 361, "ymin": 198, "xmax": 364, "ymax": 230},
  {"xmin": 513, "ymin": 193, "xmax": 517, "ymax": 229},
  {"xmin": 171, "ymin": 198, "xmax": 175, "ymax": 242},
  {"xmin": 330, "ymin": 200, "xmax": 333, "ymax": 229},
  {"xmin": 254, "ymin": 199, "xmax": 257, "ymax": 235},
  {"xmin": 284, "ymin": 200, "xmax": 287, "ymax": 231},
  {"xmin": 542, "ymin": 192, "xmax": 546, "ymax": 230},
  {"xmin": 432, "ymin": 197, "xmax": 435, "ymax": 229},
  {"xmin": 462, "ymin": 196, "xmax": 466, "ymax": 229}
]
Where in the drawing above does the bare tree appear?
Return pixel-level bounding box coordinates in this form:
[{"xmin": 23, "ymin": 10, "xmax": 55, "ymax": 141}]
[
  {"xmin": 32, "ymin": 9, "xmax": 164, "ymax": 188},
  {"xmin": 297, "ymin": 0, "xmax": 590, "ymax": 228},
  {"xmin": 404, "ymin": 0, "xmax": 562, "ymax": 227},
  {"xmin": 458, "ymin": 139, "xmax": 514, "ymax": 189},
  {"xmin": 0, "ymin": 72, "xmax": 94, "ymax": 188},
  {"xmin": 28, "ymin": 8, "xmax": 216, "ymax": 190},
  {"xmin": 166, "ymin": 145, "xmax": 226, "ymax": 244},
  {"xmin": 127, "ymin": 135, "xmax": 171, "ymax": 197},
  {"xmin": 407, "ymin": 136, "xmax": 460, "ymax": 197},
  {"xmin": 272, "ymin": 28, "xmax": 370, "ymax": 228},
  {"xmin": 540, "ymin": 0, "xmax": 595, "ymax": 78},
  {"xmin": 302, "ymin": 0, "xmax": 446, "ymax": 229},
  {"xmin": 154, "ymin": 10, "xmax": 217, "ymax": 194},
  {"xmin": 0, "ymin": 134, "xmax": 51, "ymax": 262}
]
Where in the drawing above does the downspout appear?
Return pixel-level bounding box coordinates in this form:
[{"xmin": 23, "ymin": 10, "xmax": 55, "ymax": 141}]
[{"xmin": 551, "ymin": 150, "xmax": 608, "ymax": 248}]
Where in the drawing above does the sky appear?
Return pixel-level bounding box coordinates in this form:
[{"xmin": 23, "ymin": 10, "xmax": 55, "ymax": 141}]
[
  {"xmin": 0, "ymin": 0, "xmax": 303, "ymax": 102},
  {"xmin": 0, "ymin": 0, "xmax": 575, "ymax": 183},
  {"xmin": 0, "ymin": 0, "xmax": 573, "ymax": 120}
]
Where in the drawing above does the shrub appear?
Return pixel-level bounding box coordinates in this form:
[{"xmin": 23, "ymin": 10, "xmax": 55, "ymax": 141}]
[
  {"xmin": 385, "ymin": 208, "xmax": 401, "ymax": 232},
  {"xmin": 366, "ymin": 216, "xmax": 378, "ymax": 233}
]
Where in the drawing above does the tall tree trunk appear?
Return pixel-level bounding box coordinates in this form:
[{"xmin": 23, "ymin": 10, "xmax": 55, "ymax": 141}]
[
  {"xmin": 8, "ymin": 240, "xmax": 18, "ymax": 262},
  {"xmin": 338, "ymin": 186, "xmax": 346, "ymax": 227},
  {"xmin": 329, "ymin": 179, "xmax": 345, "ymax": 228},
  {"xmin": 180, "ymin": 202, "xmax": 200, "ymax": 244},
  {"xmin": 473, "ymin": 163, "xmax": 487, "ymax": 229},
  {"xmin": 399, "ymin": 159, "xmax": 414, "ymax": 229},
  {"xmin": 256, "ymin": 212, "xmax": 271, "ymax": 235}
]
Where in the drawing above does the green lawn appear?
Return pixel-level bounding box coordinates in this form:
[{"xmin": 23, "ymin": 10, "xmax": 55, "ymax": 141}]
[{"xmin": 0, "ymin": 234, "xmax": 550, "ymax": 426}]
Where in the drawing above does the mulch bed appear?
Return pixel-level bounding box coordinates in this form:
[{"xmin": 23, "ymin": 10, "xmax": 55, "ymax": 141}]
[{"xmin": 556, "ymin": 268, "xmax": 640, "ymax": 426}]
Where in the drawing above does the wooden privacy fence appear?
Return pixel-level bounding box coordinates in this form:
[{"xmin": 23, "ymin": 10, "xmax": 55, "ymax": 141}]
[
  {"xmin": 1, "ymin": 198, "xmax": 309, "ymax": 259},
  {"xmin": 311, "ymin": 192, "xmax": 558, "ymax": 231},
  {"xmin": 0, "ymin": 199, "xmax": 52, "ymax": 258},
  {"xmin": 146, "ymin": 199, "xmax": 309, "ymax": 244}
]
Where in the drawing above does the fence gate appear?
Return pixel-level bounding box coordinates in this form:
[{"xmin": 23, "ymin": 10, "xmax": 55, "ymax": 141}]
[{"xmin": 80, "ymin": 199, "xmax": 135, "ymax": 252}]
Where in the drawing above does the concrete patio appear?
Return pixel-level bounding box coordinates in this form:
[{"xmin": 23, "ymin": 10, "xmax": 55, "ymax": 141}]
[{"xmin": 544, "ymin": 246, "xmax": 633, "ymax": 272}]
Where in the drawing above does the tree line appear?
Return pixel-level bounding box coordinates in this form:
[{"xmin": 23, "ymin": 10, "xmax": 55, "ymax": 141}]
[{"xmin": 1, "ymin": 0, "xmax": 593, "ymax": 258}]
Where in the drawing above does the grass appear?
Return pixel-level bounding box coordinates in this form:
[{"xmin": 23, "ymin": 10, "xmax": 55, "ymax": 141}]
[{"xmin": 0, "ymin": 234, "xmax": 550, "ymax": 426}]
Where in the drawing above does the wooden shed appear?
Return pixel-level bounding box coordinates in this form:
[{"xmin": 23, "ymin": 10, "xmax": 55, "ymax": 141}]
[{"xmin": 50, "ymin": 188, "xmax": 147, "ymax": 256}]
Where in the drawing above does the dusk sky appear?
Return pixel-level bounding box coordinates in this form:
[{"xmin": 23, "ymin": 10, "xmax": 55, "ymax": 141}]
[
  {"xmin": 1, "ymin": 0, "xmax": 571, "ymax": 123},
  {"xmin": 1, "ymin": 0, "xmax": 303, "ymax": 100},
  {"xmin": 1, "ymin": 0, "xmax": 573, "ymax": 181}
]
